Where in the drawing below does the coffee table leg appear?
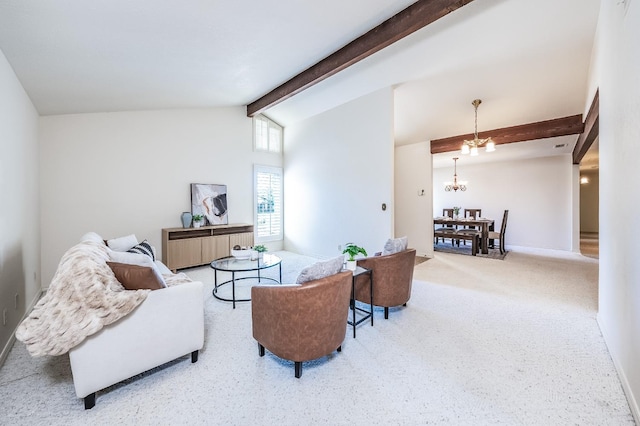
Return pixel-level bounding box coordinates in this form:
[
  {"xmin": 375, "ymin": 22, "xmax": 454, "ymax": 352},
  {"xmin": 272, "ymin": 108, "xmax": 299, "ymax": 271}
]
[{"xmin": 232, "ymin": 271, "xmax": 236, "ymax": 309}]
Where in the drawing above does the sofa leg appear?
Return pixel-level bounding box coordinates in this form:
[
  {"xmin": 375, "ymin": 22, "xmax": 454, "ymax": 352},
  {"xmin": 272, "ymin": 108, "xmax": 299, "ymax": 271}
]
[
  {"xmin": 337, "ymin": 345, "xmax": 342, "ymax": 352},
  {"xmin": 403, "ymin": 303, "xmax": 407, "ymax": 307},
  {"xmin": 258, "ymin": 343, "xmax": 265, "ymax": 357},
  {"xmin": 84, "ymin": 393, "xmax": 96, "ymax": 410},
  {"xmin": 191, "ymin": 350, "xmax": 199, "ymax": 363},
  {"xmin": 384, "ymin": 307, "xmax": 389, "ymax": 319},
  {"xmin": 295, "ymin": 361, "xmax": 302, "ymax": 378}
]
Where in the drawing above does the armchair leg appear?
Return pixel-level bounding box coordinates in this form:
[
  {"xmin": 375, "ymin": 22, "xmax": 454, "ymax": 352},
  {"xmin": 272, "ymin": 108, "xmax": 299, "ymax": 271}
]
[
  {"xmin": 84, "ymin": 393, "xmax": 96, "ymax": 410},
  {"xmin": 337, "ymin": 345, "xmax": 342, "ymax": 352},
  {"xmin": 258, "ymin": 343, "xmax": 265, "ymax": 357},
  {"xmin": 191, "ymin": 350, "xmax": 199, "ymax": 363},
  {"xmin": 384, "ymin": 307, "xmax": 389, "ymax": 319},
  {"xmin": 295, "ymin": 362, "xmax": 302, "ymax": 378}
]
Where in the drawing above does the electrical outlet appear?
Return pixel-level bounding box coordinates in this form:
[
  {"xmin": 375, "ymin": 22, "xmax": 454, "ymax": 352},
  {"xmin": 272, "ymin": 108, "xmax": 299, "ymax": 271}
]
[{"xmin": 2, "ymin": 309, "xmax": 6, "ymax": 326}]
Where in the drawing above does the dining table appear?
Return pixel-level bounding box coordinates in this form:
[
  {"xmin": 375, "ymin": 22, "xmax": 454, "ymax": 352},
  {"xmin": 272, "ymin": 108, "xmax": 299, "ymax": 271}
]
[{"xmin": 434, "ymin": 217, "xmax": 495, "ymax": 254}]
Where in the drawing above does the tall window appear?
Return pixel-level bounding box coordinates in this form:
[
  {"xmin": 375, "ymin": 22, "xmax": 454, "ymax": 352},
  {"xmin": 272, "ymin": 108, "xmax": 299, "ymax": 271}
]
[
  {"xmin": 254, "ymin": 114, "xmax": 282, "ymax": 153},
  {"xmin": 254, "ymin": 165, "xmax": 283, "ymax": 242}
]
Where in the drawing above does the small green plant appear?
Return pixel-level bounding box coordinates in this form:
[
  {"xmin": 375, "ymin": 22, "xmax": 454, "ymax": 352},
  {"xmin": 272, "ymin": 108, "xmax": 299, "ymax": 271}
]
[
  {"xmin": 192, "ymin": 214, "xmax": 204, "ymax": 222},
  {"xmin": 342, "ymin": 243, "xmax": 367, "ymax": 261},
  {"xmin": 452, "ymin": 206, "xmax": 461, "ymax": 216},
  {"xmin": 253, "ymin": 244, "xmax": 268, "ymax": 253}
]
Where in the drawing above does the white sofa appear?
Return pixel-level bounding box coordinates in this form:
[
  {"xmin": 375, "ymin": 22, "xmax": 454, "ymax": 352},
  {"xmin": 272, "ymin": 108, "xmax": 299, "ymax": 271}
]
[
  {"xmin": 66, "ymin": 235, "xmax": 205, "ymax": 409},
  {"xmin": 16, "ymin": 232, "xmax": 205, "ymax": 409},
  {"xmin": 69, "ymin": 278, "xmax": 204, "ymax": 409}
]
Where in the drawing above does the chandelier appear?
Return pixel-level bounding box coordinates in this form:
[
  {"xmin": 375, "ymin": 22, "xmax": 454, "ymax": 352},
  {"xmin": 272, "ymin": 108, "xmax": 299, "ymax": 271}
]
[
  {"xmin": 444, "ymin": 157, "xmax": 467, "ymax": 192},
  {"xmin": 461, "ymin": 99, "xmax": 495, "ymax": 156}
]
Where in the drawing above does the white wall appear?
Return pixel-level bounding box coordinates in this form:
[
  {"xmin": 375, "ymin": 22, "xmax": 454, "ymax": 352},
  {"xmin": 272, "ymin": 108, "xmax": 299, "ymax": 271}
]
[
  {"xmin": 596, "ymin": 0, "xmax": 640, "ymax": 420},
  {"xmin": 395, "ymin": 142, "xmax": 433, "ymax": 258},
  {"xmin": 432, "ymin": 155, "xmax": 574, "ymax": 251},
  {"xmin": 39, "ymin": 108, "xmax": 282, "ymax": 286},
  {"xmin": 0, "ymin": 49, "xmax": 40, "ymax": 358},
  {"xmin": 283, "ymin": 88, "xmax": 394, "ymax": 258}
]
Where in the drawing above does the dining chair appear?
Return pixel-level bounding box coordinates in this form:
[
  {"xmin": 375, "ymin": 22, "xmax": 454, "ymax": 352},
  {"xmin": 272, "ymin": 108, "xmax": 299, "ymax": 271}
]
[
  {"xmin": 434, "ymin": 208, "xmax": 456, "ymax": 244},
  {"xmin": 488, "ymin": 210, "xmax": 509, "ymax": 254},
  {"xmin": 457, "ymin": 208, "xmax": 482, "ymax": 246}
]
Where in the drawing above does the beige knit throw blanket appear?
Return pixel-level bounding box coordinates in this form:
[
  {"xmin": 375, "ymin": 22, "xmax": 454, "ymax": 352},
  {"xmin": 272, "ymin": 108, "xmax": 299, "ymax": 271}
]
[{"xmin": 15, "ymin": 240, "xmax": 188, "ymax": 357}]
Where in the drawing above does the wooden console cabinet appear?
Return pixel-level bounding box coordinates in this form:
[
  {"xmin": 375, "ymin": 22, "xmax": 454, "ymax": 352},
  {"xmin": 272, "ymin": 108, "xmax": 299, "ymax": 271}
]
[{"xmin": 162, "ymin": 223, "xmax": 254, "ymax": 271}]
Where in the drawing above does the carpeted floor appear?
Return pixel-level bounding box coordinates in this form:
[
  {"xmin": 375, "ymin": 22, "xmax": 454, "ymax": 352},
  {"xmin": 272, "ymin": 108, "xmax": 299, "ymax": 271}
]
[
  {"xmin": 0, "ymin": 249, "xmax": 633, "ymax": 425},
  {"xmin": 415, "ymin": 256, "xmax": 429, "ymax": 265}
]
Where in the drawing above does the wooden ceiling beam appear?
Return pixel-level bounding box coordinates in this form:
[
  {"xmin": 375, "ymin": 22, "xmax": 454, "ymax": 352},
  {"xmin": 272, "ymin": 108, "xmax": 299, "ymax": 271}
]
[
  {"xmin": 430, "ymin": 114, "xmax": 584, "ymax": 154},
  {"xmin": 572, "ymin": 89, "xmax": 599, "ymax": 164},
  {"xmin": 246, "ymin": 0, "xmax": 475, "ymax": 117}
]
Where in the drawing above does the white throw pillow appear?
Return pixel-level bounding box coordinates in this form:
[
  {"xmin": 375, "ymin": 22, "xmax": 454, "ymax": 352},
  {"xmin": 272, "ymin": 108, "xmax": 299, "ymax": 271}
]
[
  {"xmin": 382, "ymin": 236, "xmax": 408, "ymax": 255},
  {"xmin": 107, "ymin": 234, "xmax": 138, "ymax": 252},
  {"xmin": 296, "ymin": 256, "xmax": 345, "ymax": 284},
  {"xmin": 109, "ymin": 250, "xmax": 167, "ymax": 288}
]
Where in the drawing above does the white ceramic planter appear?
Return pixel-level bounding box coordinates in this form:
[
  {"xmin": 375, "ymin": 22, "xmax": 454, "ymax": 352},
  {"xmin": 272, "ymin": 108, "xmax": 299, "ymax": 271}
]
[{"xmin": 346, "ymin": 260, "xmax": 357, "ymax": 271}]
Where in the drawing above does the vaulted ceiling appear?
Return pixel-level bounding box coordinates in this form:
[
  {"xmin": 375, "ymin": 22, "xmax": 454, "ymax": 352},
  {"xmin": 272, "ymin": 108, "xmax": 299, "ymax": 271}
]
[{"xmin": 0, "ymin": 0, "xmax": 600, "ymax": 167}]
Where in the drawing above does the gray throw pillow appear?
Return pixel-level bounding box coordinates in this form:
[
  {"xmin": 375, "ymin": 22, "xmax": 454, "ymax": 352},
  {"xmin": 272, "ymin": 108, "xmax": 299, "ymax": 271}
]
[
  {"xmin": 382, "ymin": 236, "xmax": 408, "ymax": 255},
  {"xmin": 296, "ymin": 256, "xmax": 345, "ymax": 284}
]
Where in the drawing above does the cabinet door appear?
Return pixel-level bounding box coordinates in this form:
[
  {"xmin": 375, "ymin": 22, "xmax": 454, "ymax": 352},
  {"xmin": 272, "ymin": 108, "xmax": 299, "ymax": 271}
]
[
  {"xmin": 229, "ymin": 232, "xmax": 254, "ymax": 249},
  {"xmin": 167, "ymin": 238, "xmax": 202, "ymax": 270},
  {"xmin": 202, "ymin": 235, "xmax": 230, "ymax": 263}
]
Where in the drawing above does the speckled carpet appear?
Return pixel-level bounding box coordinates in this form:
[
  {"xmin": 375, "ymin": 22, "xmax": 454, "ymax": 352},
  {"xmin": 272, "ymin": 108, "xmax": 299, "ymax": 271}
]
[{"xmin": 0, "ymin": 250, "xmax": 634, "ymax": 425}]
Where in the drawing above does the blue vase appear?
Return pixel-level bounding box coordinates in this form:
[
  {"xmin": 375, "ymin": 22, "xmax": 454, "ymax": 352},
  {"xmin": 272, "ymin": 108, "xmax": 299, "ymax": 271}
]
[{"xmin": 181, "ymin": 212, "xmax": 192, "ymax": 228}]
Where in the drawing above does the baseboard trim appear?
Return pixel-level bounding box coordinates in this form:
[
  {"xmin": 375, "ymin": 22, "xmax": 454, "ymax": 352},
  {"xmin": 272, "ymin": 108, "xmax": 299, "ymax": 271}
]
[
  {"xmin": 508, "ymin": 245, "xmax": 598, "ymax": 261},
  {"xmin": 597, "ymin": 313, "xmax": 640, "ymax": 424},
  {"xmin": 0, "ymin": 332, "xmax": 16, "ymax": 368},
  {"xmin": 0, "ymin": 289, "xmax": 43, "ymax": 368}
]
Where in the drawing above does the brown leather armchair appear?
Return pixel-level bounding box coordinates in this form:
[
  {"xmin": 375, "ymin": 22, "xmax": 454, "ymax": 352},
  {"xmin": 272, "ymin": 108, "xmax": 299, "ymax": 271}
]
[
  {"xmin": 355, "ymin": 249, "xmax": 416, "ymax": 319},
  {"xmin": 251, "ymin": 271, "xmax": 352, "ymax": 378}
]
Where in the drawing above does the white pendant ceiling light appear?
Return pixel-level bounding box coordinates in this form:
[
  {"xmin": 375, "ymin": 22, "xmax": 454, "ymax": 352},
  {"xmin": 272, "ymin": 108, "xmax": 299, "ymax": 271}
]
[{"xmin": 461, "ymin": 99, "xmax": 495, "ymax": 156}]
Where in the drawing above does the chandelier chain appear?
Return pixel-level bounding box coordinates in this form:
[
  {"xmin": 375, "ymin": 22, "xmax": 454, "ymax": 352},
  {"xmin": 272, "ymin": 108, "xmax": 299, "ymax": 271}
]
[{"xmin": 462, "ymin": 98, "xmax": 495, "ymax": 155}]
